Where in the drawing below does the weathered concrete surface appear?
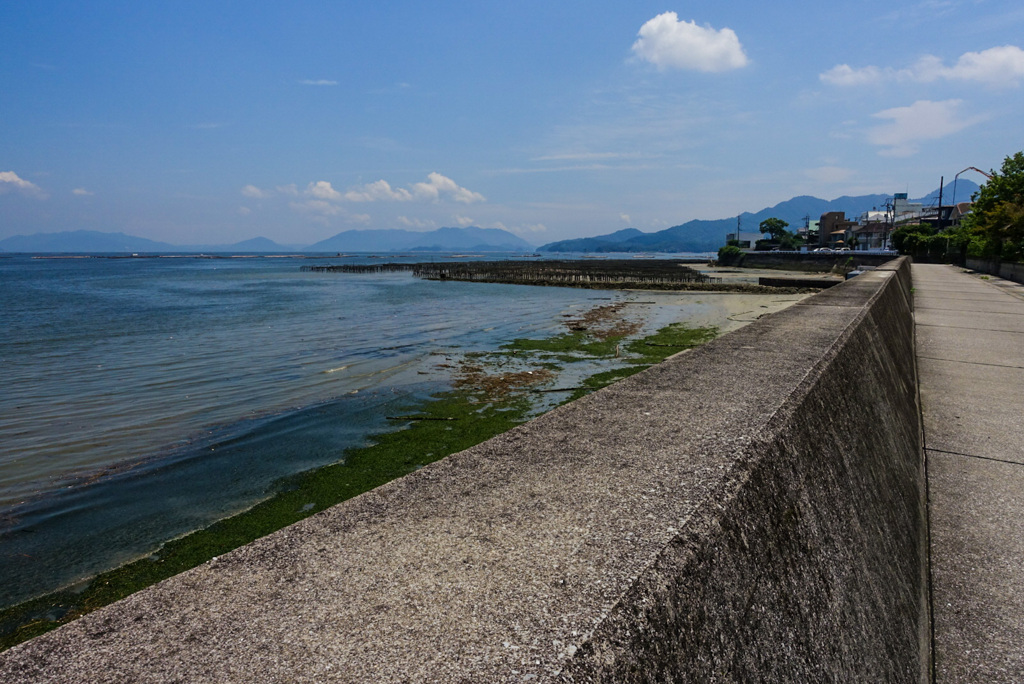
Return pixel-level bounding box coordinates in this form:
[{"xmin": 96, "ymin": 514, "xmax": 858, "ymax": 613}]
[
  {"xmin": 0, "ymin": 260, "xmax": 926, "ymax": 683},
  {"xmin": 966, "ymin": 257, "xmax": 1024, "ymax": 286},
  {"xmin": 914, "ymin": 263, "xmax": 1024, "ymax": 683}
]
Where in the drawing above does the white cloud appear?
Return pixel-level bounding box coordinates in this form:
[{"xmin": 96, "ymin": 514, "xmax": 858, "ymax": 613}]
[
  {"xmin": 72, "ymin": 188, "xmax": 93, "ymax": 196},
  {"xmin": 276, "ymin": 184, "xmax": 299, "ymax": 196},
  {"xmin": 0, "ymin": 171, "xmax": 46, "ymax": 198},
  {"xmin": 349, "ymin": 213, "xmax": 371, "ymax": 224},
  {"xmin": 412, "ymin": 172, "xmax": 485, "ymax": 203},
  {"xmin": 819, "ymin": 64, "xmax": 887, "ymax": 86},
  {"xmin": 631, "ymin": 12, "xmax": 748, "ymax": 72},
  {"xmin": 299, "ymin": 79, "xmax": 338, "ymax": 86},
  {"xmin": 454, "ymin": 215, "xmax": 475, "ymax": 227},
  {"xmin": 917, "ymin": 46, "xmax": 1024, "ymax": 84},
  {"xmin": 238, "ymin": 206, "xmax": 252, "ymax": 216},
  {"xmin": 397, "ymin": 216, "xmax": 437, "ymax": 229},
  {"xmin": 821, "ymin": 45, "xmax": 1024, "ymax": 86},
  {"xmin": 619, "ymin": 213, "xmax": 631, "ymax": 223},
  {"xmin": 344, "ymin": 173, "xmax": 484, "ymax": 204},
  {"xmin": 344, "ymin": 179, "xmax": 414, "ymax": 202},
  {"xmin": 305, "ymin": 181, "xmax": 343, "ymax": 201},
  {"xmin": 867, "ymin": 99, "xmax": 981, "ymax": 157},
  {"xmin": 241, "ymin": 184, "xmax": 270, "ymax": 199}
]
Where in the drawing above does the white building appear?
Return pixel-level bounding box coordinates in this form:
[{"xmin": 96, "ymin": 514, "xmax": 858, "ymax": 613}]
[{"xmin": 725, "ymin": 231, "xmax": 766, "ymax": 250}]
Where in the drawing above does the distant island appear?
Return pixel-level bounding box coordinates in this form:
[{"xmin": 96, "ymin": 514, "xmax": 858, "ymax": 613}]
[
  {"xmin": 0, "ymin": 226, "xmax": 535, "ymax": 254},
  {"xmin": 0, "ymin": 181, "xmax": 977, "ymax": 254}
]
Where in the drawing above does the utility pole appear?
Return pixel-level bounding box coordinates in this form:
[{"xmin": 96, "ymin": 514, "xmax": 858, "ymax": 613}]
[
  {"xmin": 884, "ymin": 197, "xmax": 894, "ymax": 251},
  {"xmin": 937, "ymin": 176, "xmax": 944, "ymax": 231}
]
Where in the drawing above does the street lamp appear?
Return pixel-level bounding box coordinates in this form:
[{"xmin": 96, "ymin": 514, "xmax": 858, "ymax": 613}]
[{"xmin": 952, "ymin": 166, "xmax": 993, "ymax": 207}]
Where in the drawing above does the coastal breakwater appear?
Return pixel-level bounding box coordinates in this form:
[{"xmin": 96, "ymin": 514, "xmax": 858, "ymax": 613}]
[
  {"xmin": 0, "ymin": 259, "xmax": 926, "ymax": 682},
  {"xmin": 303, "ymin": 259, "xmax": 721, "ymax": 289}
]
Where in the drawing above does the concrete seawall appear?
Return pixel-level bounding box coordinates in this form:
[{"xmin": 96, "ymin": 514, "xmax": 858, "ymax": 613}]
[
  {"xmin": 966, "ymin": 257, "xmax": 1024, "ymax": 286},
  {"xmin": 0, "ymin": 258, "xmax": 926, "ymax": 682}
]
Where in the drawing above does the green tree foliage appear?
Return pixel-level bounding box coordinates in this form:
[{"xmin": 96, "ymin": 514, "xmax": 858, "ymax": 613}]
[
  {"xmin": 891, "ymin": 224, "xmax": 935, "ymax": 255},
  {"xmin": 717, "ymin": 244, "xmax": 744, "ymax": 265},
  {"xmin": 964, "ymin": 151, "xmax": 1024, "ymax": 261},
  {"xmin": 893, "ymin": 223, "xmax": 978, "ymax": 261},
  {"xmin": 759, "ymin": 217, "xmax": 790, "ymax": 240},
  {"xmin": 753, "ymin": 217, "xmax": 803, "ymax": 251}
]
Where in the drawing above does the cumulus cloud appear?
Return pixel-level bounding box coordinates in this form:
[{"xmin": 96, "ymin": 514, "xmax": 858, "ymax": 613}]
[
  {"xmin": 305, "ymin": 181, "xmax": 343, "ymax": 201},
  {"xmin": 0, "ymin": 171, "xmax": 46, "ymax": 198},
  {"xmin": 619, "ymin": 213, "xmax": 631, "ymax": 223},
  {"xmin": 454, "ymin": 215, "xmax": 475, "ymax": 227},
  {"xmin": 819, "ymin": 64, "xmax": 887, "ymax": 86},
  {"xmin": 241, "ymin": 184, "xmax": 271, "ymax": 199},
  {"xmin": 821, "ymin": 45, "xmax": 1024, "ymax": 86},
  {"xmin": 412, "ymin": 172, "xmax": 485, "ymax": 203},
  {"xmin": 344, "ymin": 173, "xmax": 484, "ymax": 204},
  {"xmin": 867, "ymin": 99, "xmax": 981, "ymax": 157},
  {"xmin": 916, "ymin": 46, "xmax": 1024, "ymax": 84},
  {"xmin": 72, "ymin": 188, "xmax": 93, "ymax": 196},
  {"xmin": 344, "ymin": 179, "xmax": 414, "ymax": 202},
  {"xmin": 632, "ymin": 12, "xmax": 748, "ymax": 72}
]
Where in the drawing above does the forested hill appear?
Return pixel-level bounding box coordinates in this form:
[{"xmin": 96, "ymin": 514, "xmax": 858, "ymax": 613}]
[{"xmin": 540, "ymin": 181, "xmax": 979, "ymax": 253}]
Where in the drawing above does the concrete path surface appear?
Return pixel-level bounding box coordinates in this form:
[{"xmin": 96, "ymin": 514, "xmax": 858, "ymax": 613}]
[{"xmin": 914, "ymin": 264, "xmax": 1024, "ymax": 683}]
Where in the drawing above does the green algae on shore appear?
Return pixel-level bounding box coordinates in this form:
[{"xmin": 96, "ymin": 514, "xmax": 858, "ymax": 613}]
[{"xmin": 0, "ymin": 316, "xmax": 718, "ymax": 651}]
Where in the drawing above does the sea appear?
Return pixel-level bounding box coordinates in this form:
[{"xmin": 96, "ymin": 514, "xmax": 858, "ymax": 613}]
[{"xmin": 0, "ymin": 252, "xmax": 711, "ymax": 609}]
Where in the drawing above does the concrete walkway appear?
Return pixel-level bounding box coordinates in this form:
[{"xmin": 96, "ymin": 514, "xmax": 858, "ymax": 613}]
[{"xmin": 914, "ymin": 264, "xmax": 1024, "ymax": 682}]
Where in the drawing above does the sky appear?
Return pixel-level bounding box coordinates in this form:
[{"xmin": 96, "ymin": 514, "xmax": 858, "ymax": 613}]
[{"xmin": 2, "ymin": 1, "xmax": 1023, "ymax": 247}]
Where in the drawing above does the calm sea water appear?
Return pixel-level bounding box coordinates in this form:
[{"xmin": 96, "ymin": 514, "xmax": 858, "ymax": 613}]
[{"xmin": 0, "ymin": 253, "xmax": 656, "ymax": 608}]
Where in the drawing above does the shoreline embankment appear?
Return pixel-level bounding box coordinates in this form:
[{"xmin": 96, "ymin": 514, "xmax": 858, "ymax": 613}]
[
  {"xmin": 0, "ymin": 258, "xmax": 926, "ymax": 682},
  {"xmin": 302, "ymin": 258, "xmax": 828, "ymax": 293}
]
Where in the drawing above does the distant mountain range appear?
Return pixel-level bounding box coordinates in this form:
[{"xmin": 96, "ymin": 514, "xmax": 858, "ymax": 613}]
[
  {"xmin": 539, "ymin": 180, "xmax": 980, "ymax": 253},
  {"xmin": 306, "ymin": 226, "xmax": 533, "ymax": 253},
  {"xmin": 0, "ymin": 181, "xmax": 981, "ymax": 254},
  {"xmin": 0, "ymin": 226, "xmax": 534, "ymax": 254}
]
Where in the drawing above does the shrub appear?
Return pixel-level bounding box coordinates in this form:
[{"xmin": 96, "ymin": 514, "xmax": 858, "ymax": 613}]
[{"xmin": 717, "ymin": 244, "xmax": 745, "ymax": 266}]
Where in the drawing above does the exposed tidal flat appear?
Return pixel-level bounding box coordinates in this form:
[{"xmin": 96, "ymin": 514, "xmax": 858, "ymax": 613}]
[{"xmin": 0, "ymin": 253, "xmax": 807, "ymax": 649}]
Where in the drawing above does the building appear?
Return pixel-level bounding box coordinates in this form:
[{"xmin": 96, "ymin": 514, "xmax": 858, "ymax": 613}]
[
  {"xmin": 725, "ymin": 231, "xmax": 767, "ymax": 250},
  {"xmin": 818, "ymin": 211, "xmax": 858, "ymax": 248},
  {"xmin": 892, "ymin": 193, "xmax": 923, "ymax": 222}
]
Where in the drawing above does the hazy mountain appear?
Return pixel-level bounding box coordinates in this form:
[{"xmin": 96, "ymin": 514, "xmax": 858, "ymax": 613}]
[
  {"xmin": 0, "ymin": 230, "xmax": 178, "ymax": 253},
  {"xmin": 0, "ymin": 231, "xmax": 300, "ymax": 253},
  {"xmin": 539, "ymin": 181, "xmax": 981, "ymax": 253},
  {"xmin": 307, "ymin": 226, "xmax": 534, "ymax": 252}
]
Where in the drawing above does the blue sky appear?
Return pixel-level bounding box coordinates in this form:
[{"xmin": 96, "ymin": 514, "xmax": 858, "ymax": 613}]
[{"xmin": 2, "ymin": 1, "xmax": 1023, "ymax": 246}]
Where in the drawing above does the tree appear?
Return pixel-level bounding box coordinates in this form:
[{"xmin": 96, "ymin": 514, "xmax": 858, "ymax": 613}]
[
  {"xmin": 891, "ymin": 223, "xmax": 935, "ymax": 255},
  {"xmin": 965, "ymin": 151, "xmax": 1024, "ymax": 260},
  {"xmin": 759, "ymin": 217, "xmax": 790, "ymax": 241}
]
